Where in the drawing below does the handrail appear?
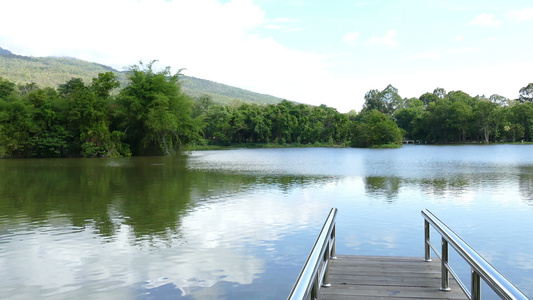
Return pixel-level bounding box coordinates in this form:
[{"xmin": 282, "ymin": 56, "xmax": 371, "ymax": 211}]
[
  {"xmin": 422, "ymin": 209, "xmax": 529, "ymax": 300},
  {"xmin": 287, "ymin": 208, "xmax": 337, "ymax": 300}
]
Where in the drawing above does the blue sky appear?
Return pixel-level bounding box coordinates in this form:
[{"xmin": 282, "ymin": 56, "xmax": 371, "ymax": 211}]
[{"xmin": 1, "ymin": 0, "xmax": 532, "ymax": 112}]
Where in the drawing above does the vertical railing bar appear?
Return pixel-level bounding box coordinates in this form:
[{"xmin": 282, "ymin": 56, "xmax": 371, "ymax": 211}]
[
  {"xmin": 425, "ymin": 219, "xmax": 432, "ymax": 262},
  {"xmin": 441, "ymin": 237, "xmax": 451, "ymax": 291},
  {"xmin": 314, "ymin": 276, "xmax": 318, "ymax": 300},
  {"xmin": 322, "ymin": 241, "xmax": 331, "ymax": 287},
  {"xmin": 471, "ymin": 270, "xmax": 481, "ymax": 300},
  {"xmin": 330, "ymin": 225, "xmax": 337, "ymax": 260},
  {"xmin": 444, "ymin": 261, "xmax": 471, "ymax": 299}
]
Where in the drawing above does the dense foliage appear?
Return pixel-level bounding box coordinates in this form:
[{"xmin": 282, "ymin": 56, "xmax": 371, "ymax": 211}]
[
  {"xmin": 393, "ymin": 86, "xmax": 533, "ymax": 143},
  {"xmin": 1, "ymin": 63, "xmax": 532, "ymax": 158},
  {"xmin": 0, "ymin": 62, "xmax": 201, "ymax": 158}
]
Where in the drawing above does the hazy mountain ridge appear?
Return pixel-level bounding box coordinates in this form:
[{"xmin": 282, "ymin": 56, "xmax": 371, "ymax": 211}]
[
  {"xmin": 0, "ymin": 47, "xmax": 285, "ymax": 105},
  {"xmin": 181, "ymin": 76, "xmax": 283, "ymax": 105}
]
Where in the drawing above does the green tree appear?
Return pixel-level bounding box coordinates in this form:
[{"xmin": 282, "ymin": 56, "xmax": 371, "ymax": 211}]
[
  {"xmin": 266, "ymin": 100, "xmax": 297, "ymax": 144},
  {"xmin": 381, "ymin": 84, "xmax": 404, "ymax": 113},
  {"xmin": 191, "ymin": 94, "xmax": 214, "ymax": 118},
  {"xmin": 0, "ymin": 97, "xmax": 35, "ymax": 157},
  {"xmin": 24, "ymin": 87, "xmax": 71, "ymax": 157},
  {"xmin": 424, "ymin": 98, "xmax": 452, "ymax": 143},
  {"xmin": 433, "ymin": 87, "xmax": 446, "ymax": 99},
  {"xmin": 489, "ymin": 94, "xmax": 508, "ymax": 106},
  {"xmin": 519, "ymin": 83, "xmax": 533, "ymax": 103},
  {"xmin": 118, "ymin": 61, "xmax": 199, "ymax": 155},
  {"xmin": 59, "ymin": 75, "xmax": 129, "ymax": 157},
  {"xmin": 448, "ymin": 99, "xmax": 473, "ymax": 142},
  {"xmin": 474, "ymin": 98, "xmax": 499, "ymax": 143},
  {"xmin": 202, "ymin": 105, "xmax": 233, "ymax": 145},
  {"xmin": 362, "ymin": 84, "xmax": 403, "ymax": 116},
  {"xmin": 511, "ymin": 102, "xmax": 533, "ymax": 141},
  {"xmin": 394, "ymin": 98, "xmax": 425, "ymax": 140},
  {"xmin": 91, "ymin": 72, "xmax": 120, "ymax": 99},
  {"xmin": 362, "ymin": 89, "xmax": 385, "ymax": 113},
  {"xmin": 351, "ymin": 109, "xmax": 403, "ymax": 147},
  {"xmin": 419, "ymin": 92, "xmax": 439, "ymax": 106},
  {"xmin": 0, "ymin": 77, "xmax": 16, "ymax": 100}
]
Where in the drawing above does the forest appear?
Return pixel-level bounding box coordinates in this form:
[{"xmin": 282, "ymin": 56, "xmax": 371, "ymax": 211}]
[{"xmin": 1, "ymin": 61, "xmax": 532, "ymax": 158}]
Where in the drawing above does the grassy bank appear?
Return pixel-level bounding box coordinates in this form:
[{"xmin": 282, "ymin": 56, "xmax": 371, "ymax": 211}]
[{"xmin": 185, "ymin": 141, "xmax": 351, "ymax": 151}]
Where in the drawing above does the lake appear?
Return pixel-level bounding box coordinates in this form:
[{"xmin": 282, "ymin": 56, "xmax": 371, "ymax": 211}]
[{"xmin": 0, "ymin": 145, "xmax": 532, "ymax": 299}]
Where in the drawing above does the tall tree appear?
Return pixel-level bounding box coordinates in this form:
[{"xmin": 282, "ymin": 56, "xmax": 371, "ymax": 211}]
[
  {"xmin": 424, "ymin": 98, "xmax": 452, "ymax": 143},
  {"xmin": 449, "ymin": 99, "xmax": 473, "ymax": 142},
  {"xmin": 519, "ymin": 83, "xmax": 533, "ymax": 102},
  {"xmin": 419, "ymin": 92, "xmax": 438, "ymax": 106},
  {"xmin": 0, "ymin": 95, "xmax": 35, "ymax": 157},
  {"xmin": 362, "ymin": 89, "xmax": 385, "ymax": 113},
  {"xmin": 381, "ymin": 84, "xmax": 404, "ymax": 113},
  {"xmin": 394, "ymin": 98, "xmax": 425, "ymax": 140},
  {"xmin": 118, "ymin": 61, "xmax": 199, "ymax": 155},
  {"xmin": 0, "ymin": 77, "xmax": 16, "ymax": 100},
  {"xmin": 511, "ymin": 102, "xmax": 533, "ymax": 141},
  {"xmin": 362, "ymin": 84, "xmax": 402, "ymax": 116},
  {"xmin": 489, "ymin": 94, "xmax": 508, "ymax": 106},
  {"xmin": 60, "ymin": 76, "xmax": 128, "ymax": 157},
  {"xmin": 433, "ymin": 87, "xmax": 446, "ymax": 99},
  {"xmin": 475, "ymin": 98, "xmax": 499, "ymax": 143},
  {"xmin": 351, "ymin": 109, "xmax": 403, "ymax": 147}
]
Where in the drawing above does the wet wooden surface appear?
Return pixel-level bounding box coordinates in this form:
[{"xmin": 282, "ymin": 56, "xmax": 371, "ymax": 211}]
[{"xmin": 320, "ymin": 255, "xmax": 467, "ymax": 300}]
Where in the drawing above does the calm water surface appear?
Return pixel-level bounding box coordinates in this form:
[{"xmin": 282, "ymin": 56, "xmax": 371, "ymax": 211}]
[{"xmin": 1, "ymin": 145, "xmax": 532, "ymax": 299}]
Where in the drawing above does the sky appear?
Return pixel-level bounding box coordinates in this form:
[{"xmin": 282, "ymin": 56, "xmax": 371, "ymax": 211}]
[{"xmin": 0, "ymin": 0, "xmax": 532, "ymax": 112}]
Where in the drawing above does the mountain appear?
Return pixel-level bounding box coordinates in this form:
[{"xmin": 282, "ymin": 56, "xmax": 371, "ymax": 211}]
[
  {"xmin": 0, "ymin": 48, "xmax": 13, "ymax": 55},
  {"xmin": 0, "ymin": 47, "xmax": 285, "ymax": 105},
  {"xmin": 181, "ymin": 76, "xmax": 283, "ymax": 105}
]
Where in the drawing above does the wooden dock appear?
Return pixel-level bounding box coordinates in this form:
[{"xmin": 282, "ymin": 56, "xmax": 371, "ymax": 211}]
[
  {"xmin": 319, "ymin": 255, "xmax": 467, "ymax": 300},
  {"xmin": 287, "ymin": 209, "xmax": 528, "ymax": 300}
]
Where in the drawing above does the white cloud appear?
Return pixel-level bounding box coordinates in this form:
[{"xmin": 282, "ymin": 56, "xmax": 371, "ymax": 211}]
[
  {"xmin": 471, "ymin": 13, "xmax": 502, "ymax": 26},
  {"xmin": 0, "ymin": 0, "xmax": 335, "ymax": 109},
  {"xmin": 271, "ymin": 17, "xmax": 299, "ymax": 23},
  {"xmin": 342, "ymin": 31, "xmax": 360, "ymax": 45},
  {"xmin": 367, "ymin": 30, "xmax": 397, "ymax": 47},
  {"xmin": 264, "ymin": 24, "xmax": 284, "ymax": 30},
  {"xmin": 507, "ymin": 7, "xmax": 533, "ymax": 22},
  {"xmin": 263, "ymin": 17, "xmax": 304, "ymax": 32},
  {"xmin": 412, "ymin": 51, "xmax": 441, "ymax": 60},
  {"xmin": 0, "ymin": 0, "xmax": 530, "ymax": 114},
  {"xmin": 449, "ymin": 47, "xmax": 478, "ymax": 54}
]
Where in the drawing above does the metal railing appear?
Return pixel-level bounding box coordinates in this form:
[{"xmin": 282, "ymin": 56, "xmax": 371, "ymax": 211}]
[
  {"xmin": 422, "ymin": 209, "xmax": 529, "ymax": 300},
  {"xmin": 287, "ymin": 208, "xmax": 337, "ymax": 300}
]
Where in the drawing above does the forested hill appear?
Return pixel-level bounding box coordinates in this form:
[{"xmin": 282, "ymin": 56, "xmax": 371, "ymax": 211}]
[
  {"xmin": 180, "ymin": 76, "xmax": 283, "ymax": 105},
  {"xmin": 0, "ymin": 47, "xmax": 285, "ymax": 105}
]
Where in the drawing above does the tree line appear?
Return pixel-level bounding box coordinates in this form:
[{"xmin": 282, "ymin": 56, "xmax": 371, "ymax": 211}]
[
  {"xmin": 383, "ymin": 83, "xmax": 533, "ymax": 143},
  {"xmin": 0, "ymin": 61, "xmax": 200, "ymax": 158},
  {"xmin": 0, "ymin": 62, "xmax": 532, "ymax": 158}
]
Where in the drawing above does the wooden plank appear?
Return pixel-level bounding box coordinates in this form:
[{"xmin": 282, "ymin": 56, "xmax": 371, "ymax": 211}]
[{"xmin": 320, "ymin": 255, "xmax": 467, "ymax": 300}]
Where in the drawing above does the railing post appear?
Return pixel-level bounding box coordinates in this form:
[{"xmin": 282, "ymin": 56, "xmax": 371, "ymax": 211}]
[
  {"xmin": 330, "ymin": 224, "xmax": 337, "ymax": 259},
  {"xmin": 311, "ymin": 277, "xmax": 320, "ymax": 300},
  {"xmin": 424, "ymin": 219, "xmax": 431, "ymax": 262},
  {"xmin": 441, "ymin": 237, "xmax": 451, "ymax": 291},
  {"xmin": 322, "ymin": 241, "xmax": 331, "ymax": 288},
  {"xmin": 471, "ymin": 269, "xmax": 481, "ymax": 300}
]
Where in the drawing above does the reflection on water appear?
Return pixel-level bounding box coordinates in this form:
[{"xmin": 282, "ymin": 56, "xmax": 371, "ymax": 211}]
[
  {"xmin": 364, "ymin": 176, "xmax": 401, "ymax": 201},
  {"xmin": 1, "ymin": 145, "xmax": 533, "ymax": 299},
  {"xmin": 520, "ymin": 166, "xmax": 533, "ymax": 203}
]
